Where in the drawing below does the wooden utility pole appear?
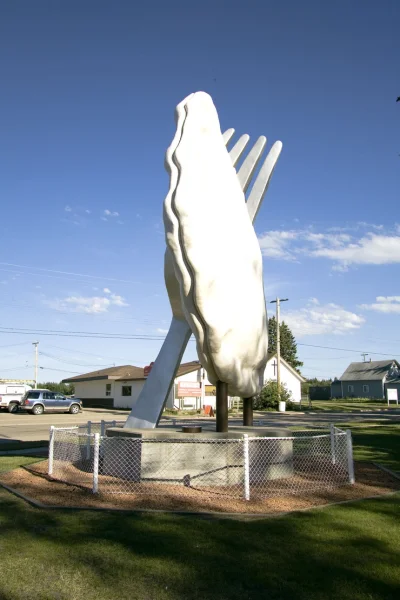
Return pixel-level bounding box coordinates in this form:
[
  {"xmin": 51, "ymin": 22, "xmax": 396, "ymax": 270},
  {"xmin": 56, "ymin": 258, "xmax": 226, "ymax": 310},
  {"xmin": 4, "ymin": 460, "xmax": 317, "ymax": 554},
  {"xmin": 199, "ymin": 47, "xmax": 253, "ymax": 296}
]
[{"xmin": 270, "ymin": 298, "xmax": 288, "ymax": 401}]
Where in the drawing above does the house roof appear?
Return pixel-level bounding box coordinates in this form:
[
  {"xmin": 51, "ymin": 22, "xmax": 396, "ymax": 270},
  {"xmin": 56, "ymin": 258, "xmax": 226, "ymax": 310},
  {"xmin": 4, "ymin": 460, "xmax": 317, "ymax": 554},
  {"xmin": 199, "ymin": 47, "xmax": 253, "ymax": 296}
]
[
  {"xmin": 63, "ymin": 355, "xmax": 306, "ymax": 385},
  {"xmin": 339, "ymin": 360, "xmax": 399, "ymax": 381},
  {"xmin": 266, "ymin": 353, "xmax": 306, "ymax": 382},
  {"xmin": 62, "ymin": 361, "xmax": 201, "ymax": 383}
]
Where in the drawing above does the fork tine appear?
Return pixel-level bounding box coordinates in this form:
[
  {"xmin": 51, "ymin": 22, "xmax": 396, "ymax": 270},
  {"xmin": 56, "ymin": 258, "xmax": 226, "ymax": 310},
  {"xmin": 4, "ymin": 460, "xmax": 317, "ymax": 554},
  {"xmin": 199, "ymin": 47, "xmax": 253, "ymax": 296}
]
[
  {"xmin": 222, "ymin": 128, "xmax": 235, "ymax": 146},
  {"xmin": 229, "ymin": 134, "xmax": 250, "ymax": 167},
  {"xmin": 246, "ymin": 141, "xmax": 283, "ymax": 223},
  {"xmin": 237, "ymin": 136, "xmax": 267, "ymax": 193}
]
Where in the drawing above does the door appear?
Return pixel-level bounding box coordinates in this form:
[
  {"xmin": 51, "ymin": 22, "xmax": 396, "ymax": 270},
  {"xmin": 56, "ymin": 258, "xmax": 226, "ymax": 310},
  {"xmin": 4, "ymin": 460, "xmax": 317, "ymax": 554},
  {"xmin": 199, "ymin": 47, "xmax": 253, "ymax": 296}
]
[
  {"xmin": 42, "ymin": 391, "xmax": 58, "ymax": 411},
  {"xmin": 54, "ymin": 393, "xmax": 70, "ymax": 410}
]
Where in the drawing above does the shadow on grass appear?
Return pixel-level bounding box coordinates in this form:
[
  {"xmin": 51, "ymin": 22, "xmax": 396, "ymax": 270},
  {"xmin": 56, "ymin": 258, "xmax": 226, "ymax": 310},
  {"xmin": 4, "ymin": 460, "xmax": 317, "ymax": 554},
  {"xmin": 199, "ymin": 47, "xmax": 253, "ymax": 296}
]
[{"xmin": 0, "ymin": 481, "xmax": 399, "ymax": 600}]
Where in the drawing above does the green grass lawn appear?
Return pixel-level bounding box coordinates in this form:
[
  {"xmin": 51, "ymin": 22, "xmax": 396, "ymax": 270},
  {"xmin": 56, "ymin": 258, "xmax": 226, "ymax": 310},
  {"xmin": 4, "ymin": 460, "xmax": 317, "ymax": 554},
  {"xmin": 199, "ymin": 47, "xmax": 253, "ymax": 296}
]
[
  {"xmin": 344, "ymin": 421, "xmax": 400, "ymax": 473},
  {"xmin": 305, "ymin": 399, "xmax": 396, "ymax": 412},
  {"xmin": 0, "ymin": 424, "xmax": 399, "ymax": 600}
]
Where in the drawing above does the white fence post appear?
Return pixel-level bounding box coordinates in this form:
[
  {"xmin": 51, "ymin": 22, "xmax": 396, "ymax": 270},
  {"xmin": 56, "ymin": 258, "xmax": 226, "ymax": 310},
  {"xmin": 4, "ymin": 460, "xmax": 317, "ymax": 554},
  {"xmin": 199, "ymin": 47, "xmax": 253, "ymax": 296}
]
[
  {"xmin": 330, "ymin": 423, "xmax": 336, "ymax": 465},
  {"xmin": 93, "ymin": 433, "xmax": 100, "ymax": 494},
  {"xmin": 86, "ymin": 421, "xmax": 92, "ymax": 460},
  {"xmin": 100, "ymin": 420, "xmax": 105, "ymax": 437},
  {"xmin": 243, "ymin": 435, "xmax": 250, "ymax": 501},
  {"xmin": 346, "ymin": 430, "xmax": 355, "ymax": 484},
  {"xmin": 48, "ymin": 425, "xmax": 55, "ymax": 476}
]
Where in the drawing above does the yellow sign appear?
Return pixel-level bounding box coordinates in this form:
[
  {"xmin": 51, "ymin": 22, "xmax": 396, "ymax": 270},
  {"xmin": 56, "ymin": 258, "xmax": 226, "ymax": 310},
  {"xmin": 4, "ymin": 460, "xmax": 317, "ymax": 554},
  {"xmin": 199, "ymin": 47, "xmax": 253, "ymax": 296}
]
[{"xmin": 205, "ymin": 385, "xmax": 216, "ymax": 396}]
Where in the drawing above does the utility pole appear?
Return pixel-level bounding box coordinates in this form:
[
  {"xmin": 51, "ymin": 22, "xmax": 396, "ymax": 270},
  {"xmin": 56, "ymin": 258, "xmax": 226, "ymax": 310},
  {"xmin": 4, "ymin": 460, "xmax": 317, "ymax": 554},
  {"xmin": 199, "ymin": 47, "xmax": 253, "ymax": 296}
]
[
  {"xmin": 361, "ymin": 353, "xmax": 369, "ymax": 363},
  {"xmin": 33, "ymin": 342, "xmax": 39, "ymax": 389},
  {"xmin": 270, "ymin": 298, "xmax": 288, "ymax": 402}
]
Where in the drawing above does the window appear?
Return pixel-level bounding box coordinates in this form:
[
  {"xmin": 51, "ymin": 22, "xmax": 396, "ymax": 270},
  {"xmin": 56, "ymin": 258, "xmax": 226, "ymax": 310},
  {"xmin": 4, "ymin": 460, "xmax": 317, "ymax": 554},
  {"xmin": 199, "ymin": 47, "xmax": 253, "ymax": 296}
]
[
  {"xmin": 106, "ymin": 384, "xmax": 111, "ymax": 397},
  {"xmin": 122, "ymin": 386, "xmax": 132, "ymax": 397},
  {"xmin": 43, "ymin": 392, "xmax": 55, "ymax": 400},
  {"xmin": 55, "ymin": 394, "xmax": 65, "ymax": 399},
  {"xmin": 348, "ymin": 385, "xmax": 354, "ymax": 393},
  {"xmin": 26, "ymin": 391, "xmax": 40, "ymax": 400},
  {"xmin": 363, "ymin": 384, "xmax": 369, "ymax": 394}
]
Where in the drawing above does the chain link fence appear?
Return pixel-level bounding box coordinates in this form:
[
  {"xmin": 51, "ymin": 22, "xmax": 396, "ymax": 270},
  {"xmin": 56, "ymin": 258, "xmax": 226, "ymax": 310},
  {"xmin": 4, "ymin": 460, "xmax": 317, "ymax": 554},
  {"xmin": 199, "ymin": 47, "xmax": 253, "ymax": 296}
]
[{"xmin": 48, "ymin": 421, "xmax": 354, "ymax": 501}]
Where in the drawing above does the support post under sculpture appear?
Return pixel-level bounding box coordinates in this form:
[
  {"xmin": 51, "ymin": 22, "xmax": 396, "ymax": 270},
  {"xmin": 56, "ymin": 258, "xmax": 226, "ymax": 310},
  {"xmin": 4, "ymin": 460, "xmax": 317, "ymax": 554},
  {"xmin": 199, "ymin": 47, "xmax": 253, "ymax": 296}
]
[{"xmin": 125, "ymin": 99, "xmax": 282, "ymax": 430}]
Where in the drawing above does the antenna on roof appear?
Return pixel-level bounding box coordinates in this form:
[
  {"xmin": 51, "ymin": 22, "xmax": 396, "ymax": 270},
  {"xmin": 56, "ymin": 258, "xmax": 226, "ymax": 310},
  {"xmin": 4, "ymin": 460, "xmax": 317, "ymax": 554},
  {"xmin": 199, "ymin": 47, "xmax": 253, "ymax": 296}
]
[{"xmin": 361, "ymin": 353, "xmax": 369, "ymax": 363}]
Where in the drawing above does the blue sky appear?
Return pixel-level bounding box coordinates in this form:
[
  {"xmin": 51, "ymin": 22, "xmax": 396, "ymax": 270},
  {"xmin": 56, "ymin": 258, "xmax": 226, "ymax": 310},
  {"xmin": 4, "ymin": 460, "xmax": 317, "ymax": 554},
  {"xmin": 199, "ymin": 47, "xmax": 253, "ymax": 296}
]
[{"xmin": 0, "ymin": 0, "xmax": 399, "ymax": 382}]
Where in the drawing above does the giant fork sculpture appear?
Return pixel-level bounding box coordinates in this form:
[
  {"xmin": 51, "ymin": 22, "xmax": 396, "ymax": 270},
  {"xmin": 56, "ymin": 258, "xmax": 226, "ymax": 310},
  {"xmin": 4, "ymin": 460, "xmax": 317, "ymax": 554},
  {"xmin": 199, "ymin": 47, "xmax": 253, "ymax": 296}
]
[{"xmin": 125, "ymin": 96, "xmax": 282, "ymax": 429}]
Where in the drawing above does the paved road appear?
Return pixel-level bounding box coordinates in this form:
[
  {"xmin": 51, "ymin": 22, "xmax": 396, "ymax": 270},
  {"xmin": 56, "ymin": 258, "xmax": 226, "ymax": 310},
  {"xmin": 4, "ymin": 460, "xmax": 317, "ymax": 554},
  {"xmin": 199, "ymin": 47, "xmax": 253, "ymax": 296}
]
[
  {"xmin": 0, "ymin": 408, "xmax": 127, "ymax": 443},
  {"xmin": 1, "ymin": 407, "xmax": 399, "ymax": 444}
]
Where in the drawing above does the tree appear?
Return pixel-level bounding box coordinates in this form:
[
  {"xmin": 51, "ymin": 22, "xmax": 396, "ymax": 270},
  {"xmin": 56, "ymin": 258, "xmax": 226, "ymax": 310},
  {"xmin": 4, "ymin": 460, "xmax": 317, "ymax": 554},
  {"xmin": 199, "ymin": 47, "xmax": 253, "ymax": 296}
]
[
  {"xmin": 253, "ymin": 380, "xmax": 294, "ymax": 410},
  {"xmin": 267, "ymin": 316, "xmax": 303, "ymax": 371},
  {"xmin": 38, "ymin": 381, "xmax": 75, "ymax": 395}
]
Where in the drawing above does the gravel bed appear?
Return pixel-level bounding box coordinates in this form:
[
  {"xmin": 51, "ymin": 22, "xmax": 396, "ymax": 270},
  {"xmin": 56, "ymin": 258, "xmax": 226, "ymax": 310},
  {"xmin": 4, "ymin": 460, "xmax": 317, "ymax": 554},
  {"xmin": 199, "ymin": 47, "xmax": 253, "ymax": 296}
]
[{"xmin": 0, "ymin": 461, "xmax": 399, "ymax": 514}]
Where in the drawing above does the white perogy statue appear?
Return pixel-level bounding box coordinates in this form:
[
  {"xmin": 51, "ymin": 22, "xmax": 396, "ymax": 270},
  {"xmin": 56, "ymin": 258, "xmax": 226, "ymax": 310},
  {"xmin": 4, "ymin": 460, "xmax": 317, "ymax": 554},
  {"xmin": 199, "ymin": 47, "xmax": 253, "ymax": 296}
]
[
  {"xmin": 125, "ymin": 92, "xmax": 282, "ymax": 429},
  {"xmin": 164, "ymin": 92, "xmax": 268, "ymax": 398}
]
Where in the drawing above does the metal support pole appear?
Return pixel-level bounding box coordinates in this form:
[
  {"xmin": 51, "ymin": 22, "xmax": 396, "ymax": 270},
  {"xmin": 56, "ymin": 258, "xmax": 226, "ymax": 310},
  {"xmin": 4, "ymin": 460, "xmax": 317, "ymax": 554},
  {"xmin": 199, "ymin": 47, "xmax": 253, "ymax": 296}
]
[
  {"xmin": 93, "ymin": 433, "xmax": 100, "ymax": 494},
  {"xmin": 346, "ymin": 430, "xmax": 355, "ymax": 484},
  {"xmin": 86, "ymin": 421, "xmax": 92, "ymax": 460},
  {"xmin": 243, "ymin": 434, "xmax": 250, "ymax": 501},
  {"xmin": 100, "ymin": 420, "xmax": 105, "ymax": 437},
  {"xmin": 216, "ymin": 380, "xmax": 228, "ymax": 433},
  {"xmin": 48, "ymin": 426, "xmax": 55, "ymax": 476},
  {"xmin": 330, "ymin": 423, "xmax": 336, "ymax": 465},
  {"xmin": 243, "ymin": 397, "xmax": 253, "ymax": 426}
]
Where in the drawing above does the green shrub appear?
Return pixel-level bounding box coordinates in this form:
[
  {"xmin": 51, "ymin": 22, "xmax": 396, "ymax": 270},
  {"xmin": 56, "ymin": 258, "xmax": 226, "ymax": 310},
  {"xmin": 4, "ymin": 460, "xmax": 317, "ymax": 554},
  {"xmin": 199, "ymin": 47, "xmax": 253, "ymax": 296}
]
[{"xmin": 253, "ymin": 380, "xmax": 295, "ymax": 411}]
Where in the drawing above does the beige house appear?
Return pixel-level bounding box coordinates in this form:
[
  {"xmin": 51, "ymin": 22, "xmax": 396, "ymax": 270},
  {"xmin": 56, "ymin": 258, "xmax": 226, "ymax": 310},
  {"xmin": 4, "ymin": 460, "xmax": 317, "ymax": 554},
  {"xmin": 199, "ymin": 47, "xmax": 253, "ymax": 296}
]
[{"xmin": 63, "ymin": 354, "xmax": 304, "ymax": 409}]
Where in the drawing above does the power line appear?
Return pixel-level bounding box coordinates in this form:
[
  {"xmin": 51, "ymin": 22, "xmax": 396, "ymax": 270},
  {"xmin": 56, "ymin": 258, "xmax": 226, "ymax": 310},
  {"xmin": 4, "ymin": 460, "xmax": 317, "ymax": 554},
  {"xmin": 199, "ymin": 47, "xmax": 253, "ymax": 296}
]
[
  {"xmin": 39, "ymin": 366, "xmax": 84, "ymax": 375},
  {"xmin": 297, "ymin": 342, "xmax": 398, "ymax": 357},
  {"xmin": 0, "ymin": 262, "xmax": 141, "ymax": 284},
  {"xmin": 0, "ymin": 326, "xmax": 168, "ymax": 340},
  {"xmin": 0, "ymin": 324, "xmax": 398, "ymax": 359},
  {"xmin": 39, "ymin": 351, "xmax": 114, "ymax": 368},
  {"xmin": 0, "ymin": 341, "xmax": 31, "ymax": 349}
]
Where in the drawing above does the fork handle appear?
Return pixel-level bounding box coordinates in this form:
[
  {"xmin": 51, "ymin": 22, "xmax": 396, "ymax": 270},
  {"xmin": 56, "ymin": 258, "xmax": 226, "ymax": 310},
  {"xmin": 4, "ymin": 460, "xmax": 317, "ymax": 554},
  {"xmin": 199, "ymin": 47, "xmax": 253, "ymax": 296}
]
[{"xmin": 124, "ymin": 317, "xmax": 192, "ymax": 429}]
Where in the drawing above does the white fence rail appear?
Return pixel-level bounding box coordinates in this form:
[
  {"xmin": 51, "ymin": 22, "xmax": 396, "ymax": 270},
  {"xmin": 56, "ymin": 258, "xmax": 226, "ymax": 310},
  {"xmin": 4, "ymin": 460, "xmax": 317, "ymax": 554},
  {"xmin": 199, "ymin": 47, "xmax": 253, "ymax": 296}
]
[{"xmin": 48, "ymin": 422, "xmax": 355, "ymax": 501}]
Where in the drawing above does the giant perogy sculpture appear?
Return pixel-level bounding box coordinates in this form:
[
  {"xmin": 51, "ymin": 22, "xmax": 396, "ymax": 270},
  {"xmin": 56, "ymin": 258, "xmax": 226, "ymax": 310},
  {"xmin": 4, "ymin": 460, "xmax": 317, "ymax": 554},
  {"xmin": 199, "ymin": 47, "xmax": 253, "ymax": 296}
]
[{"xmin": 125, "ymin": 92, "xmax": 282, "ymax": 431}]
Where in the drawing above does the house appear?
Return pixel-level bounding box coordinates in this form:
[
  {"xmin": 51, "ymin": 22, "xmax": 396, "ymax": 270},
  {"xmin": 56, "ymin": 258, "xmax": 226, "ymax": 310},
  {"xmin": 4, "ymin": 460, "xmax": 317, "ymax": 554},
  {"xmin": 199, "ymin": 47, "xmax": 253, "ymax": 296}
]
[
  {"xmin": 331, "ymin": 360, "xmax": 400, "ymax": 400},
  {"xmin": 63, "ymin": 354, "xmax": 305, "ymax": 409},
  {"xmin": 263, "ymin": 353, "xmax": 305, "ymax": 402}
]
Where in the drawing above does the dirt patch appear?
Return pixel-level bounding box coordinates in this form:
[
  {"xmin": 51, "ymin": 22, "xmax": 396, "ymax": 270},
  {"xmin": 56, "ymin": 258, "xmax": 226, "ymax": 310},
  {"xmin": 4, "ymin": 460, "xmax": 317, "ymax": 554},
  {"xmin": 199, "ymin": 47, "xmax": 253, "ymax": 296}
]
[{"xmin": 0, "ymin": 461, "xmax": 399, "ymax": 514}]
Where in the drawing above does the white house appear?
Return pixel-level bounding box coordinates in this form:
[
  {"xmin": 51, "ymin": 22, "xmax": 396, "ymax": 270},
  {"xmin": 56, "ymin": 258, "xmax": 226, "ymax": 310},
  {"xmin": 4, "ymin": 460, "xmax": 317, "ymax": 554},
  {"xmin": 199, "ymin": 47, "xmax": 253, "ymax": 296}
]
[
  {"xmin": 264, "ymin": 354, "xmax": 305, "ymax": 402},
  {"xmin": 63, "ymin": 354, "xmax": 304, "ymax": 410}
]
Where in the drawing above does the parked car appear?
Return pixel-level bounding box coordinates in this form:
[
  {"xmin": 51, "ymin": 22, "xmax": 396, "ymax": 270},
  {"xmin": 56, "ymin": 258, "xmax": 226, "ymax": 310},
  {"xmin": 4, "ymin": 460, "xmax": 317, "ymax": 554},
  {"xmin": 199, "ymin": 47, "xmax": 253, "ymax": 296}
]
[
  {"xmin": 0, "ymin": 382, "xmax": 33, "ymax": 413},
  {"xmin": 19, "ymin": 389, "xmax": 83, "ymax": 415}
]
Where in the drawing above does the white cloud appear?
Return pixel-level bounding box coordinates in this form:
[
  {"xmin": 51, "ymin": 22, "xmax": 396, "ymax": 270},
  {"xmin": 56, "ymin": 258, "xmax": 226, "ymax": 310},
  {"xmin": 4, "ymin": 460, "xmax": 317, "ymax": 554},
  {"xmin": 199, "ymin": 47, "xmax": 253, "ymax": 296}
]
[
  {"xmin": 110, "ymin": 294, "xmax": 129, "ymax": 307},
  {"xmin": 360, "ymin": 296, "xmax": 400, "ymax": 314},
  {"xmin": 47, "ymin": 292, "xmax": 129, "ymax": 314},
  {"xmin": 103, "ymin": 288, "xmax": 111, "ymax": 294},
  {"xmin": 85, "ymin": 209, "xmax": 91, "ymax": 214},
  {"xmin": 283, "ymin": 300, "xmax": 365, "ymax": 337},
  {"xmin": 103, "ymin": 209, "xmax": 119, "ymax": 217},
  {"xmin": 64, "ymin": 205, "xmax": 72, "ymax": 212},
  {"xmin": 156, "ymin": 328, "xmax": 168, "ymax": 334},
  {"xmin": 311, "ymin": 234, "xmax": 400, "ymax": 266},
  {"xmin": 258, "ymin": 230, "xmax": 299, "ymax": 260},
  {"xmin": 257, "ymin": 225, "xmax": 400, "ymax": 270}
]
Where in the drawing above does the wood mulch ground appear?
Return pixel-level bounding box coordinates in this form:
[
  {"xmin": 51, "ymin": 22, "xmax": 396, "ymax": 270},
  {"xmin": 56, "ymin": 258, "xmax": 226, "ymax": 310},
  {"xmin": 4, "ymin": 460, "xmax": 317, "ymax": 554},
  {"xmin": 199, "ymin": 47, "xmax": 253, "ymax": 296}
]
[{"xmin": 0, "ymin": 460, "xmax": 399, "ymax": 514}]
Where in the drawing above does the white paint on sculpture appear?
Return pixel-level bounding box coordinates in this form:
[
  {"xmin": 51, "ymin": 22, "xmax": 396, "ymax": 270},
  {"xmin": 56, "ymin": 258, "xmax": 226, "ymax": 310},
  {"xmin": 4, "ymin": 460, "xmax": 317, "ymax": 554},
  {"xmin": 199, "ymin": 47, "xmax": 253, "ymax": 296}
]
[{"xmin": 164, "ymin": 92, "xmax": 268, "ymax": 398}]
